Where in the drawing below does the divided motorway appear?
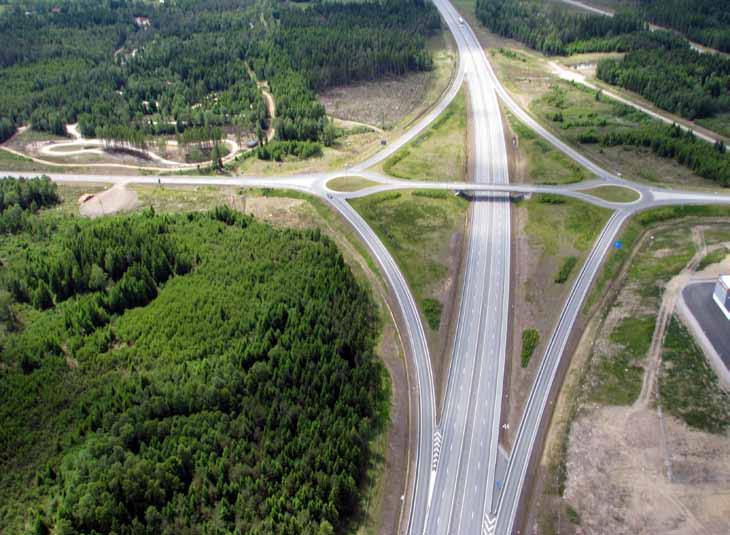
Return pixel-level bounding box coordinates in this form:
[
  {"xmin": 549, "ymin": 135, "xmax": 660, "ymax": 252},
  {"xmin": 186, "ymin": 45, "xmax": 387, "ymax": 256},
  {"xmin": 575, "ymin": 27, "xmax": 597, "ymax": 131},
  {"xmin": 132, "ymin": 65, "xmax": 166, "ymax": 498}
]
[{"xmin": 422, "ymin": 1, "xmax": 511, "ymax": 534}]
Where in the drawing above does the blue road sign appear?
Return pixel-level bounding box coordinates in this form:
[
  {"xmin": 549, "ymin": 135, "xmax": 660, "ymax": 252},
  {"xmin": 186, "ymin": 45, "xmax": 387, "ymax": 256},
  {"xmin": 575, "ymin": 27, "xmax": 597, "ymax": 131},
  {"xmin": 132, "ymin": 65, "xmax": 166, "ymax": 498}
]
[{"xmin": 614, "ymin": 241, "xmax": 622, "ymax": 250}]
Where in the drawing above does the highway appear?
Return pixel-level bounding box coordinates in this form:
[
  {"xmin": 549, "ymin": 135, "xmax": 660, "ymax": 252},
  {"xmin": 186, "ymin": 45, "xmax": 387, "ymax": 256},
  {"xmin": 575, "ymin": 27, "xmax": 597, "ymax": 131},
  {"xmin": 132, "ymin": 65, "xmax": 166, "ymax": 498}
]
[
  {"xmin": 421, "ymin": 2, "xmax": 510, "ymax": 535},
  {"xmin": 3, "ymin": 0, "xmax": 730, "ymax": 532}
]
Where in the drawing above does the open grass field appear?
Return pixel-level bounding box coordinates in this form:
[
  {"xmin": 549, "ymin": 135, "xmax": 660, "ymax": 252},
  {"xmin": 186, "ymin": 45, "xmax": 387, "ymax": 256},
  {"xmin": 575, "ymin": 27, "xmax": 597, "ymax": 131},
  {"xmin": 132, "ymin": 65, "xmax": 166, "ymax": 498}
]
[
  {"xmin": 0, "ymin": 149, "xmax": 59, "ymax": 172},
  {"xmin": 590, "ymin": 315, "xmax": 655, "ymax": 405},
  {"xmin": 523, "ymin": 194, "xmax": 610, "ymax": 258},
  {"xmin": 381, "ymin": 88, "xmax": 468, "ymax": 182},
  {"xmin": 12, "ymin": 129, "xmax": 69, "ymax": 144},
  {"xmin": 501, "ymin": 194, "xmax": 610, "ymax": 449}
]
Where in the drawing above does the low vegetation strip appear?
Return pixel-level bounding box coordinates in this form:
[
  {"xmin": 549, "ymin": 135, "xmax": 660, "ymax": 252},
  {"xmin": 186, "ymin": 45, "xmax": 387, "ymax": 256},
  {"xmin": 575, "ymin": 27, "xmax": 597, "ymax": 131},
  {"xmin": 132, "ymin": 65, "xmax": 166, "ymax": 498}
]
[
  {"xmin": 0, "ymin": 188, "xmax": 385, "ymax": 534},
  {"xmin": 698, "ymin": 248, "xmax": 729, "ymax": 271},
  {"xmin": 661, "ymin": 317, "xmax": 730, "ymax": 433},
  {"xmin": 327, "ymin": 176, "xmax": 379, "ymax": 193},
  {"xmin": 584, "ymin": 186, "xmax": 639, "ymax": 203}
]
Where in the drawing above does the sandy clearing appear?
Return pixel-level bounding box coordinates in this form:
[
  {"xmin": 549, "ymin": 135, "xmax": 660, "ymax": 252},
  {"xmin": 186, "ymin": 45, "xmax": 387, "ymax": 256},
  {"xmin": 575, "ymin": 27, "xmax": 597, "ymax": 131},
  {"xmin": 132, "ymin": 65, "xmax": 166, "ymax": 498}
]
[
  {"xmin": 79, "ymin": 183, "xmax": 140, "ymax": 217},
  {"xmin": 566, "ymin": 404, "xmax": 730, "ymax": 535}
]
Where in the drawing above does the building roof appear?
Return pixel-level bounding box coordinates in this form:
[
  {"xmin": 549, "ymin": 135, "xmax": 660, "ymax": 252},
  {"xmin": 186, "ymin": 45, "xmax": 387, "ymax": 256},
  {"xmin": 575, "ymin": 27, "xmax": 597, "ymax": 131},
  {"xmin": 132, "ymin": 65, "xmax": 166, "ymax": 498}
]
[{"xmin": 721, "ymin": 275, "xmax": 730, "ymax": 288}]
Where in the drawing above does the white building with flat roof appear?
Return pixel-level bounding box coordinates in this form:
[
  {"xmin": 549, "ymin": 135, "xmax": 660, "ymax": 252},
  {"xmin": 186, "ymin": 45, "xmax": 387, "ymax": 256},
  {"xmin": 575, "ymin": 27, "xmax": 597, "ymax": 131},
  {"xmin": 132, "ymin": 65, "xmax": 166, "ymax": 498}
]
[{"xmin": 713, "ymin": 275, "xmax": 730, "ymax": 320}]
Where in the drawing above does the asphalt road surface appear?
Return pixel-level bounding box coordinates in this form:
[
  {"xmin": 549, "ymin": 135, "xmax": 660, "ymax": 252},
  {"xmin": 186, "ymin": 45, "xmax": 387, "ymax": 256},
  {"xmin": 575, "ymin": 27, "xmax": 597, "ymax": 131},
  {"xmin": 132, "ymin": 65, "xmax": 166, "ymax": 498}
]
[
  {"xmin": 422, "ymin": 1, "xmax": 510, "ymax": 535},
  {"xmin": 683, "ymin": 283, "xmax": 730, "ymax": 367}
]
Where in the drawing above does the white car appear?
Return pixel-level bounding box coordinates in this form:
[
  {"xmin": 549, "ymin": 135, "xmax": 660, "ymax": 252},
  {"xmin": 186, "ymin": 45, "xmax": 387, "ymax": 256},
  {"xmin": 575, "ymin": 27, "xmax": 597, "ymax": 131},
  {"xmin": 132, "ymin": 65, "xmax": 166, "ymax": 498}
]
[{"xmin": 459, "ymin": 17, "xmax": 464, "ymax": 24}]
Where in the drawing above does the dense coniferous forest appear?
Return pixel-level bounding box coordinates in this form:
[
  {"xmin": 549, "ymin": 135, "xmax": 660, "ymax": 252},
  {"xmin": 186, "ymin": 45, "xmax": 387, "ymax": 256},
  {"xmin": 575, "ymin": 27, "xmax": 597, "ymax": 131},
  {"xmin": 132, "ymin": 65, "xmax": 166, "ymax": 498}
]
[
  {"xmin": 0, "ymin": 185, "xmax": 386, "ymax": 534},
  {"xmin": 474, "ymin": 0, "xmax": 647, "ymax": 55},
  {"xmin": 596, "ymin": 48, "xmax": 730, "ymax": 120},
  {"xmin": 0, "ymin": 0, "xmax": 439, "ymax": 146},
  {"xmin": 636, "ymin": 0, "xmax": 730, "ymax": 53},
  {"xmin": 250, "ymin": 0, "xmax": 440, "ymax": 142},
  {"xmin": 600, "ymin": 124, "xmax": 730, "ymax": 185},
  {"xmin": 0, "ymin": 175, "xmax": 60, "ymax": 233}
]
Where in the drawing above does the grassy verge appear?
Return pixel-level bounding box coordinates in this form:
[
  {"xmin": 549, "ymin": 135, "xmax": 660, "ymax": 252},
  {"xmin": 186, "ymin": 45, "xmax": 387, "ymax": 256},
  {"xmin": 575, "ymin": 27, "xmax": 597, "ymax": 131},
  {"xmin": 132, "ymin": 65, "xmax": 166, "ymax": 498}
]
[
  {"xmin": 0, "ymin": 149, "xmax": 56, "ymax": 172},
  {"xmin": 12, "ymin": 129, "xmax": 69, "ymax": 143},
  {"xmin": 661, "ymin": 317, "xmax": 730, "ymax": 433},
  {"xmin": 382, "ymin": 89, "xmax": 467, "ymax": 182},
  {"xmin": 587, "ymin": 205, "xmax": 730, "ymax": 311},
  {"xmin": 507, "ymin": 111, "xmax": 589, "ymax": 185},
  {"xmin": 327, "ymin": 176, "xmax": 379, "ymax": 192},
  {"xmin": 584, "ymin": 185, "xmax": 639, "ymax": 203},
  {"xmin": 349, "ymin": 189, "xmax": 468, "ymax": 332},
  {"xmin": 696, "ymin": 114, "xmax": 730, "ymax": 139}
]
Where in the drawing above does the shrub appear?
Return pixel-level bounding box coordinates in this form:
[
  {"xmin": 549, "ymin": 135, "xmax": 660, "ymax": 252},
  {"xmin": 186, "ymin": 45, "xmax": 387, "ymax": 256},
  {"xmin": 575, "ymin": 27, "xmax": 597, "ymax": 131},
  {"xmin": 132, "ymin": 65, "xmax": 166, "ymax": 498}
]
[
  {"xmin": 555, "ymin": 256, "xmax": 578, "ymax": 283},
  {"xmin": 521, "ymin": 328, "xmax": 540, "ymax": 368},
  {"xmin": 422, "ymin": 298, "xmax": 443, "ymax": 330}
]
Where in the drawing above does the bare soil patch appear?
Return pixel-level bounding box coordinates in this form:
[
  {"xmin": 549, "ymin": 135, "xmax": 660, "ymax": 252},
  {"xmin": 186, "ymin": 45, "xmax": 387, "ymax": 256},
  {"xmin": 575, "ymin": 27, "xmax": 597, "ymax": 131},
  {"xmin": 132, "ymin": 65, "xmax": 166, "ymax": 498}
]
[
  {"xmin": 566, "ymin": 404, "xmax": 730, "ymax": 535},
  {"xmin": 79, "ymin": 184, "xmax": 140, "ymax": 217},
  {"xmin": 319, "ymin": 32, "xmax": 456, "ymax": 131},
  {"xmin": 320, "ymin": 71, "xmax": 439, "ymax": 130}
]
